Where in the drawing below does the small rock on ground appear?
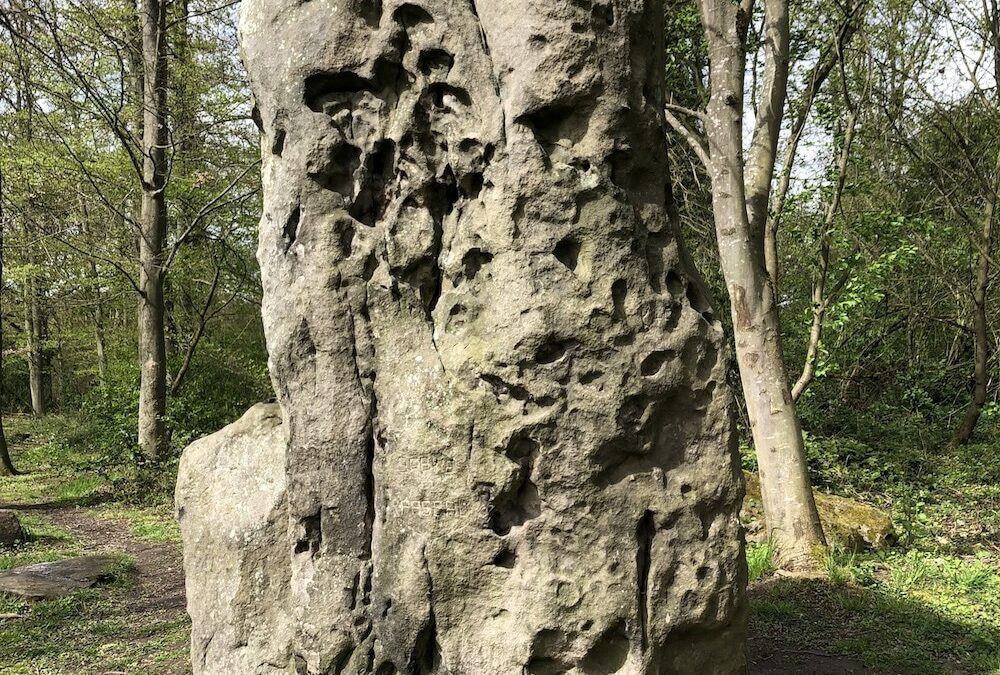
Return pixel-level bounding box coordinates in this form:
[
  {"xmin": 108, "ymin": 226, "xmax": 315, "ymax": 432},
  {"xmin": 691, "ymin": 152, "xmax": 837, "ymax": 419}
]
[{"xmin": 0, "ymin": 555, "xmax": 120, "ymax": 600}]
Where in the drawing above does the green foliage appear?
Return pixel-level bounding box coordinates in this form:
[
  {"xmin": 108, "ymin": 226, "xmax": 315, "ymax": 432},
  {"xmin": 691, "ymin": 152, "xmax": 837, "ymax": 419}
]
[{"xmin": 747, "ymin": 541, "xmax": 776, "ymax": 582}]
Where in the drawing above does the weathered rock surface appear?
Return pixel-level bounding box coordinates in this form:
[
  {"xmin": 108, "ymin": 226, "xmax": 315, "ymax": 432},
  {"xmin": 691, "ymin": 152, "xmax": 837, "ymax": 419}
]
[
  {"xmin": 743, "ymin": 472, "xmax": 895, "ymax": 551},
  {"xmin": 179, "ymin": 1, "xmax": 748, "ymax": 673},
  {"xmin": 0, "ymin": 555, "xmax": 118, "ymax": 599},
  {"xmin": 0, "ymin": 510, "xmax": 25, "ymax": 547},
  {"xmin": 176, "ymin": 403, "xmax": 291, "ymax": 674}
]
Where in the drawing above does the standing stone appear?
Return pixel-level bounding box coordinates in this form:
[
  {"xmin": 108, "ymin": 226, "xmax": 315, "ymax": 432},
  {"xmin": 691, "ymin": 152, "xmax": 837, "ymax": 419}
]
[{"xmin": 180, "ymin": 1, "xmax": 747, "ymax": 672}]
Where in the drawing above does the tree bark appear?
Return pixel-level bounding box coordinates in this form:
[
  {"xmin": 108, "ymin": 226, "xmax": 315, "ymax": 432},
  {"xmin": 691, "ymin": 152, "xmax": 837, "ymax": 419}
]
[
  {"xmin": 763, "ymin": 4, "xmax": 864, "ymax": 284},
  {"xmin": 697, "ymin": 0, "xmax": 826, "ymax": 568},
  {"xmin": 136, "ymin": 0, "xmax": 169, "ymax": 460},
  {"xmin": 951, "ymin": 0, "xmax": 1000, "ymax": 446},
  {"xmin": 25, "ymin": 270, "xmax": 49, "ymax": 415},
  {"xmin": 0, "ymin": 168, "xmax": 19, "ymax": 476}
]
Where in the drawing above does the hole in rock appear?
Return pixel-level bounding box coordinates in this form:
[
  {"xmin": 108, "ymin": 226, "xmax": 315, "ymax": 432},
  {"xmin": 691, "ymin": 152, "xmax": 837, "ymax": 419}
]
[
  {"xmin": 535, "ymin": 339, "xmax": 575, "ymax": 365},
  {"xmin": 553, "ymin": 238, "xmax": 581, "ymax": 271},
  {"xmin": 591, "ymin": 2, "xmax": 614, "ymax": 26},
  {"xmin": 460, "ymin": 171, "xmax": 485, "ymax": 199},
  {"xmin": 282, "ymin": 203, "xmax": 301, "ymax": 254},
  {"xmin": 636, "ymin": 511, "xmax": 655, "ymax": 650},
  {"xmin": 491, "ymin": 547, "xmax": 517, "ymax": 568},
  {"xmin": 313, "ymin": 144, "xmax": 362, "ymax": 196},
  {"xmin": 393, "ymin": 3, "xmax": 433, "ymax": 27},
  {"xmin": 303, "ymin": 71, "xmax": 373, "ymax": 112},
  {"xmin": 349, "ymin": 140, "xmax": 396, "ymax": 227},
  {"xmin": 417, "ymin": 48, "xmax": 455, "ymax": 76},
  {"xmin": 480, "ymin": 374, "xmax": 530, "ymax": 401},
  {"xmin": 639, "ymin": 350, "xmax": 676, "ymax": 376},
  {"xmin": 272, "ymin": 129, "xmax": 286, "ymax": 156},
  {"xmin": 295, "ymin": 510, "xmax": 322, "ymax": 555},
  {"xmin": 339, "ymin": 223, "xmax": 355, "ymax": 257},
  {"xmin": 665, "ymin": 270, "xmax": 685, "ymax": 296},
  {"xmin": 462, "ymin": 248, "xmax": 493, "ymax": 281},
  {"xmin": 489, "ymin": 446, "xmax": 541, "ymax": 536},
  {"xmin": 426, "ymin": 82, "xmax": 472, "ymax": 109},
  {"xmin": 579, "ymin": 620, "xmax": 629, "ymax": 674},
  {"xmin": 611, "ymin": 280, "xmax": 627, "ymax": 322}
]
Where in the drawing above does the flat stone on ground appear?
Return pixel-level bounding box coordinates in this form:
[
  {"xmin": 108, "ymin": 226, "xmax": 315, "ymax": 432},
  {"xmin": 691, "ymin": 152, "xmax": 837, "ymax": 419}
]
[{"xmin": 0, "ymin": 555, "xmax": 120, "ymax": 600}]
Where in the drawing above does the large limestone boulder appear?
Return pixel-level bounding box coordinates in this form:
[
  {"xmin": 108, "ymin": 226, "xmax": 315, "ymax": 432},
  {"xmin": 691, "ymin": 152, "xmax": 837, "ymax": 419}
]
[
  {"xmin": 176, "ymin": 403, "xmax": 291, "ymax": 674},
  {"xmin": 178, "ymin": 1, "xmax": 749, "ymax": 673}
]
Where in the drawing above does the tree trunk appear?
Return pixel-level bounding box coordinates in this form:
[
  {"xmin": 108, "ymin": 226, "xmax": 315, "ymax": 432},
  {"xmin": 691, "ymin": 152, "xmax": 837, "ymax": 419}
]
[
  {"xmin": 951, "ymin": 151, "xmax": 999, "ymax": 445},
  {"xmin": 25, "ymin": 272, "xmax": 49, "ymax": 416},
  {"xmin": 90, "ymin": 258, "xmax": 109, "ymax": 382},
  {"xmin": 177, "ymin": 2, "xmax": 749, "ymax": 671},
  {"xmin": 698, "ymin": 0, "xmax": 825, "ymax": 569},
  {"xmin": 792, "ymin": 108, "xmax": 858, "ymax": 402},
  {"xmin": 762, "ymin": 3, "xmax": 864, "ymax": 284},
  {"xmin": 136, "ymin": 0, "xmax": 169, "ymax": 460},
  {"xmin": 951, "ymin": 3, "xmax": 1000, "ymax": 446},
  {"xmin": 0, "ymin": 168, "xmax": 19, "ymax": 476}
]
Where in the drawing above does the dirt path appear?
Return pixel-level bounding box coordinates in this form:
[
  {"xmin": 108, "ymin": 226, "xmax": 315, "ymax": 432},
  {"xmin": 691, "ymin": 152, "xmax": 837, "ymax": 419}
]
[
  {"xmin": 1, "ymin": 502, "xmax": 190, "ymax": 674},
  {"xmin": 37, "ymin": 506, "xmax": 187, "ymax": 618}
]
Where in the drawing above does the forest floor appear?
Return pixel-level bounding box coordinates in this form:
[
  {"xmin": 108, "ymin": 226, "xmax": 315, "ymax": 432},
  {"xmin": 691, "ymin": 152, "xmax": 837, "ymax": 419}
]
[{"xmin": 0, "ymin": 414, "xmax": 998, "ymax": 674}]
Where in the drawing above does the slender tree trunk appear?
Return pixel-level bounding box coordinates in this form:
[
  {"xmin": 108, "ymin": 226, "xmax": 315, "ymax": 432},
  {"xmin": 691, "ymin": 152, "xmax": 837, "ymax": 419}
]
[
  {"xmin": 952, "ymin": 4, "xmax": 1000, "ymax": 446},
  {"xmin": 763, "ymin": 3, "xmax": 865, "ymax": 284},
  {"xmin": 89, "ymin": 257, "xmax": 109, "ymax": 382},
  {"xmin": 137, "ymin": 0, "xmax": 170, "ymax": 460},
  {"xmin": 951, "ymin": 152, "xmax": 999, "ymax": 445},
  {"xmin": 0, "ymin": 169, "xmax": 19, "ymax": 476},
  {"xmin": 25, "ymin": 270, "xmax": 49, "ymax": 415},
  {"xmin": 698, "ymin": 0, "xmax": 825, "ymax": 569},
  {"xmin": 792, "ymin": 109, "xmax": 858, "ymax": 401}
]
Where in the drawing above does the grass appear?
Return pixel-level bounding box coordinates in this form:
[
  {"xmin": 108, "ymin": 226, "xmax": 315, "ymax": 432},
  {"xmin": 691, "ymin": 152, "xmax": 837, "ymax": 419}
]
[
  {"xmin": 0, "ymin": 414, "xmax": 190, "ymax": 674},
  {"xmin": 744, "ymin": 420, "xmax": 1000, "ymax": 673},
  {"xmin": 0, "ymin": 414, "xmax": 108, "ymax": 508},
  {"xmin": 750, "ymin": 547, "xmax": 1000, "ymax": 673},
  {"xmin": 0, "ymin": 519, "xmax": 189, "ymax": 675},
  {"xmin": 100, "ymin": 506, "xmax": 181, "ymax": 544}
]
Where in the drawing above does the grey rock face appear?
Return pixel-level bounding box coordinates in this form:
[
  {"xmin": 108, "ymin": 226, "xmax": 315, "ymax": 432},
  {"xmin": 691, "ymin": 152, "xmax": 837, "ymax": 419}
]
[
  {"xmin": 180, "ymin": 1, "xmax": 747, "ymax": 672},
  {"xmin": 176, "ymin": 403, "xmax": 291, "ymax": 673}
]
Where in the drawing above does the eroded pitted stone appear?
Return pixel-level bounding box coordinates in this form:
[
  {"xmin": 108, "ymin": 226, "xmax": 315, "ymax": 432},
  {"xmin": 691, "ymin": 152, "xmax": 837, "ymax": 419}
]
[{"xmin": 181, "ymin": 1, "xmax": 747, "ymax": 672}]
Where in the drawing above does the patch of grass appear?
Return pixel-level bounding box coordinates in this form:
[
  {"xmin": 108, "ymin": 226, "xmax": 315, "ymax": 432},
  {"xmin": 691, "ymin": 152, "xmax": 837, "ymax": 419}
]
[
  {"xmin": 747, "ymin": 541, "xmax": 775, "ymax": 582},
  {"xmin": 100, "ymin": 505, "xmax": 181, "ymax": 544},
  {"xmin": 0, "ymin": 541, "xmax": 186, "ymax": 675},
  {"xmin": 750, "ymin": 550, "xmax": 1000, "ymax": 674},
  {"xmin": 0, "ymin": 414, "xmax": 108, "ymax": 508}
]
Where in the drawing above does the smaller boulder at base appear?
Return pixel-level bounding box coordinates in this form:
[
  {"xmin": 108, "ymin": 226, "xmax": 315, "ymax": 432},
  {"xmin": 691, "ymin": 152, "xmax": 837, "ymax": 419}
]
[
  {"xmin": 0, "ymin": 510, "xmax": 25, "ymax": 547},
  {"xmin": 743, "ymin": 472, "xmax": 895, "ymax": 551}
]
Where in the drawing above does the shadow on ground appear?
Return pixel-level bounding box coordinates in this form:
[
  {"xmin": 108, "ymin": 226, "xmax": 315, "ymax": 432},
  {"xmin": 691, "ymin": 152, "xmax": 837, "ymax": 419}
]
[{"xmin": 746, "ymin": 577, "xmax": 997, "ymax": 675}]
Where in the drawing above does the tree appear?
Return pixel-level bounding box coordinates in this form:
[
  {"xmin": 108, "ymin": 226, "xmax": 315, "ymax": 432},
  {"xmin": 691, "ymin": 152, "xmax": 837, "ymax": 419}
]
[
  {"xmin": 666, "ymin": 0, "xmax": 826, "ymax": 568},
  {"xmin": 0, "ymin": 167, "xmax": 19, "ymax": 476},
  {"xmin": 136, "ymin": 0, "xmax": 170, "ymax": 459}
]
